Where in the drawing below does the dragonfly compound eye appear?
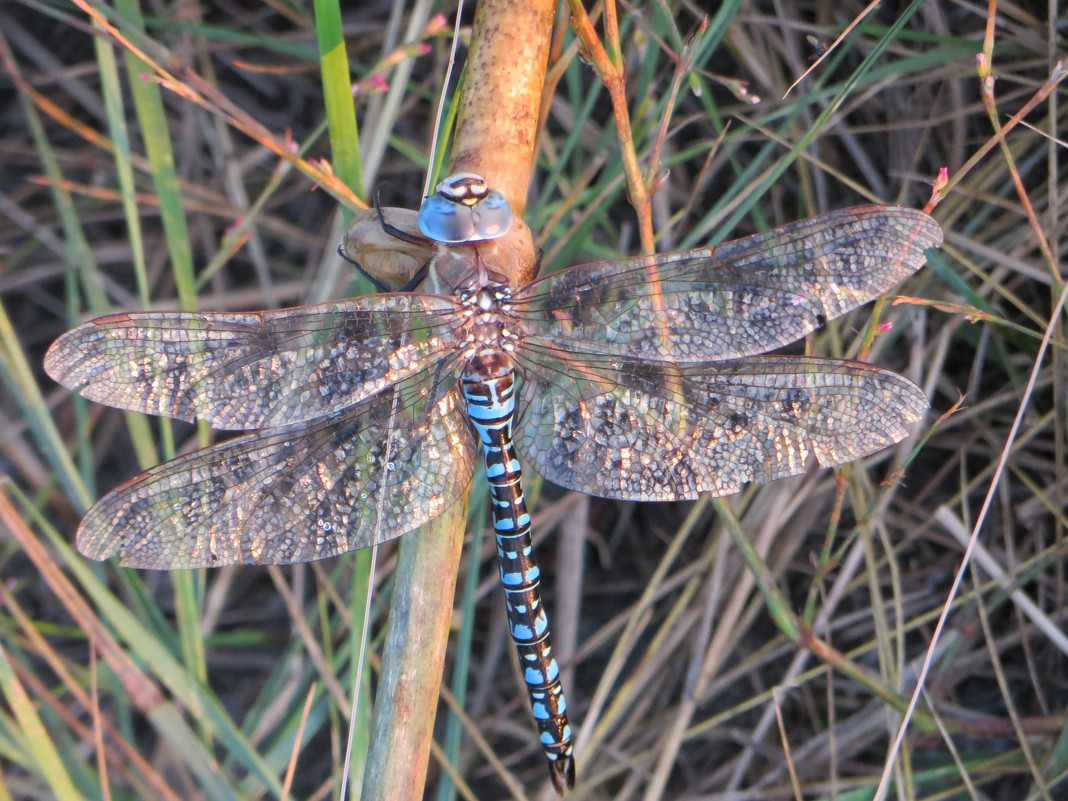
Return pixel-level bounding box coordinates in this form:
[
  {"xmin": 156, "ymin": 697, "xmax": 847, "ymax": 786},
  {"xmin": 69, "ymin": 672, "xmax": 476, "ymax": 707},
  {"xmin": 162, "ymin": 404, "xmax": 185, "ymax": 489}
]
[{"xmin": 418, "ymin": 172, "xmax": 514, "ymax": 244}]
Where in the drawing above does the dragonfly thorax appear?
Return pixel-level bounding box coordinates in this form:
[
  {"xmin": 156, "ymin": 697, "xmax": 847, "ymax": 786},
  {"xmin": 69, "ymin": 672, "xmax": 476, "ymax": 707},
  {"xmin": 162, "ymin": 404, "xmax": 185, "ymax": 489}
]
[
  {"xmin": 458, "ymin": 284, "xmax": 521, "ymax": 360},
  {"xmin": 459, "ymin": 282, "xmax": 513, "ymax": 310},
  {"xmin": 429, "ymin": 244, "xmax": 516, "ymax": 296}
]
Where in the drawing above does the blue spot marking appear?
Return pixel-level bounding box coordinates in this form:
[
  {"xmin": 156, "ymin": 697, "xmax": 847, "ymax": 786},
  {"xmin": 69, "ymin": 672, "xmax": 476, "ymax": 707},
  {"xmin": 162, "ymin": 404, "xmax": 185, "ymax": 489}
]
[
  {"xmin": 534, "ymin": 613, "xmax": 548, "ymax": 636},
  {"xmin": 512, "ymin": 622, "xmax": 533, "ymax": 639},
  {"xmin": 532, "ymin": 702, "xmax": 548, "ymax": 719},
  {"xmin": 540, "ymin": 732, "xmax": 556, "ymax": 745},
  {"xmin": 485, "ymin": 462, "xmax": 506, "ymax": 478},
  {"xmin": 527, "ymin": 565, "xmax": 540, "ymax": 581},
  {"xmin": 525, "ymin": 666, "xmax": 545, "ymax": 684},
  {"xmin": 562, "ymin": 724, "xmax": 572, "ymax": 739},
  {"xmin": 545, "ymin": 658, "xmax": 560, "ymax": 681},
  {"xmin": 495, "ymin": 518, "xmax": 515, "ymax": 531},
  {"xmin": 559, "ymin": 695, "xmax": 567, "ymax": 714}
]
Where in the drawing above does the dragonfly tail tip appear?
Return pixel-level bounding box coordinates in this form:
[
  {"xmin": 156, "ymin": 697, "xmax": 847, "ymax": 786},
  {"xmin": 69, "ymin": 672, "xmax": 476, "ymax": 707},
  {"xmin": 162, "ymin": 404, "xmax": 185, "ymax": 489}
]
[{"xmin": 548, "ymin": 755, "xmax": 575, "ymax": 795}]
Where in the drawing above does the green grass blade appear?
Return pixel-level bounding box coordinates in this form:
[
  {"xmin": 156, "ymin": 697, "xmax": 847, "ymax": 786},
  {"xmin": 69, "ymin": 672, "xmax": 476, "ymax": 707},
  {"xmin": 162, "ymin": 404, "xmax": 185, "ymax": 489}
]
[
  {"xmin": 314, "ymin": 0, "xmax": 364, "ymax": 205},
  {"xmin": 0, "ymin": 644, "xmax": 81, "ymax": 801},
  {"xmin": 111, "ymin": 0, "xmax": 207, "ymax": 687},
  {"xmin": 113, "ymin": 0, "xmax": 197, "ymax": 312}
]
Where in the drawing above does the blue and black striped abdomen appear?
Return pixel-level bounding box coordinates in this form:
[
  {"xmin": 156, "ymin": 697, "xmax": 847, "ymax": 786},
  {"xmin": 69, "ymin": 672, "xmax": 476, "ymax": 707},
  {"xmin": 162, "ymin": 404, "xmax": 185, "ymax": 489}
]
[{"xmin": 462, "ymin": 351, "xmax": 575, "ymax": 794}]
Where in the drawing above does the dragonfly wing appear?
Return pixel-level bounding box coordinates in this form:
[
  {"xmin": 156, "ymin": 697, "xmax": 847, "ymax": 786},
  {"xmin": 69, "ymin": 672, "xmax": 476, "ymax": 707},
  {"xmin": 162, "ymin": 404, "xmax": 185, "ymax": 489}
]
[
  {"xmin": 76, "ymin": 380, "xmax": 476, "ymax": 568},
  {"xmin": 44, "ymin": 294, "xmax": 463, "ymax": 429},
  {"xmin": 512, "ymin": 206, "xmax": 941, "ymax": 362},
  {"xmin": 514, "ymin": 348, "xmax": 926, "ymax": 501}
]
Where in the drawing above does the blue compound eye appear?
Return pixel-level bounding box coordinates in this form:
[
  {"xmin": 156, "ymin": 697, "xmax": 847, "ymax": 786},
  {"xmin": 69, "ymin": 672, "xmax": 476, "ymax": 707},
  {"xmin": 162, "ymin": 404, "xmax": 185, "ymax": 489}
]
[{"xmin": 418, "ymin": 173, "xmax": 513, "ymax": 244}]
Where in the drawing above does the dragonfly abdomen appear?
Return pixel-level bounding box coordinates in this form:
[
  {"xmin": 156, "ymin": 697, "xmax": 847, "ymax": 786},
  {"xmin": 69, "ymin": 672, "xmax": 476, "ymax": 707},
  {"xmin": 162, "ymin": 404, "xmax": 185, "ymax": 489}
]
[{"xmin": 462, "ymin": 353, "xmax": 576, "ymax": 793}]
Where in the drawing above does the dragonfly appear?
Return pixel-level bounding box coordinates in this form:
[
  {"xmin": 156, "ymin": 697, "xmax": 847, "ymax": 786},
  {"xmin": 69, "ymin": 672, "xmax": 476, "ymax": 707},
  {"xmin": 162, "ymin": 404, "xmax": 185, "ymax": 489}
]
[{"xmin": 45, "ymin": 173, "xmax": 942, "ymax": 793}]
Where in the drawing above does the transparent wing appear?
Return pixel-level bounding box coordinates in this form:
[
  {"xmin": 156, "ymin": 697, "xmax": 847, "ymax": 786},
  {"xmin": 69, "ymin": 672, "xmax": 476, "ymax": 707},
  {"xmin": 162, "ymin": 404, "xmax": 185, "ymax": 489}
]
[
  {"xmin": 512, "ymin": 206, "xmax": 941, "ymax": 362},
  {"xmin": 513, "ymin": 347, "xmax": 926, "ymax": 501},
  {"xmin": 76, "ymin": 380, "xmax": 476, "ymax": 568},
  {"xmin": 44, "ymin": 294, "xmax": 464, "ymax": 429}
]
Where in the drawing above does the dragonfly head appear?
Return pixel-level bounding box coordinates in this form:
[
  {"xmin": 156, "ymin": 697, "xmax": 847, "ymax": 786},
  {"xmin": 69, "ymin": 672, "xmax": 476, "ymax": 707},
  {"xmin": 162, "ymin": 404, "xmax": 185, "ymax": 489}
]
[{"xmin": 418, "ymin": 173, "xmax": 514, "ymax": 244}]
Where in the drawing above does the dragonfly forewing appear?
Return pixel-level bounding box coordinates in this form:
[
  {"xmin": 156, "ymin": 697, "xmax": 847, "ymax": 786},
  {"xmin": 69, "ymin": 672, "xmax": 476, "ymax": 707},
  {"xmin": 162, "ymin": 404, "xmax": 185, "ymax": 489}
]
[
  {"xmin": 44, "ymin": 294, "xmax": 465, "ymax": 429},
  {"xmin": 511, "ymin": 206, "xmax": 942, "ymax": 363}
]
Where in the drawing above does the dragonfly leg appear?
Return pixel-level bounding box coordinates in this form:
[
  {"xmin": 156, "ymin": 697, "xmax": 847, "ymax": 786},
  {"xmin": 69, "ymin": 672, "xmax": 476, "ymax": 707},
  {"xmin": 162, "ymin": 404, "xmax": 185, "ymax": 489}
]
[
  {"xmin": 335, "ymin": 243, "xmax": 431, "ymax": 293},
  {"xmin": 335, "ymin": 243, "xmax": 391, "ymax": 293},
  {"xmin": 375, "ymin": 185, "xmax": 433, "ymax": 247},
  {"xmin": 531, "ymin": 246, "xmax": 545, "ymax": 279}
]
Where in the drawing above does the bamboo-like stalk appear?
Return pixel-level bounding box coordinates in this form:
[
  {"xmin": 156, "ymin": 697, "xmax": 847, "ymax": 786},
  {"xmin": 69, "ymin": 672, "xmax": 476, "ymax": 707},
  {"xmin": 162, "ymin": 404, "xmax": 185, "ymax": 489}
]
[{"xmin": 361, "ymin": 1, "xmax": 555, "ymax": 798}]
